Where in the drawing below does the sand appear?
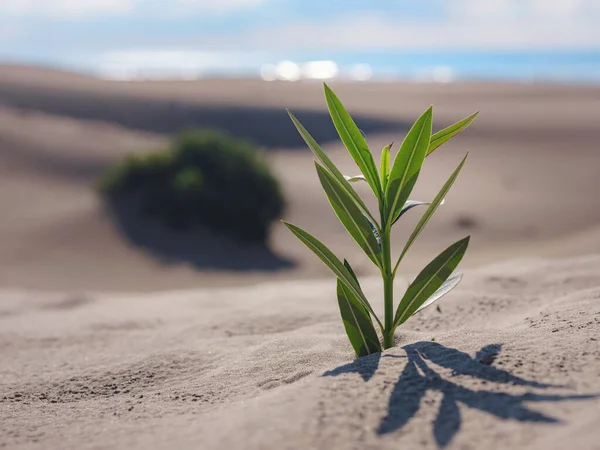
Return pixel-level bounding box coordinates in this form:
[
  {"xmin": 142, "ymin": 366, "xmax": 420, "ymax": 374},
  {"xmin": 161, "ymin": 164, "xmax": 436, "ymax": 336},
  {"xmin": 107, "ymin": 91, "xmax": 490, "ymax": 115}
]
[
  {"xmin": 0, "ymin": 66, "xmax": 599, "ymax": 449},
  {"xmin": 0, "ymin": 65, "xmax": 600, "ymax": 290},
  {"xmin": 1, "ymin": 254, "xmax": 599, "ymax": 449}
]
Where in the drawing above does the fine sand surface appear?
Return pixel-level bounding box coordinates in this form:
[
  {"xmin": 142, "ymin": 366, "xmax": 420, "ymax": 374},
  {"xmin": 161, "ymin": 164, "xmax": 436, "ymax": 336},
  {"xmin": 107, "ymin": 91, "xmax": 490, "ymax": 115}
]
[
  {"xmin": 0, "ymin": 66, "xmax": 600, "ymax": 449},
  {"xmin": 1, "ymin": 254, "xmax": 599, "ymax": 449}
]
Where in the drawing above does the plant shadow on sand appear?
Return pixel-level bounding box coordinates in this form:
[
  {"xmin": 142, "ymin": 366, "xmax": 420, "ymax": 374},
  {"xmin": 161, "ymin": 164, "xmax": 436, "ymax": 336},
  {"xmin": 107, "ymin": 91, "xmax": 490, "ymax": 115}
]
[
  {"xmin": 324, "ymin": 342, "xmax": 597, "ymax": 448},
  {"xmin": 104, "ymin": 201, "xmax": 294, "ymax": 272}
]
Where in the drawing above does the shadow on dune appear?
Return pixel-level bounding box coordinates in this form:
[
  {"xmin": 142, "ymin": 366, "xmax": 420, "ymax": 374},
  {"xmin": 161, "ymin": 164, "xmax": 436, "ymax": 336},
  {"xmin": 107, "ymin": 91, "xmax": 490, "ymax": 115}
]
[
  {"xmin": 0, "ymin": 83, "xmax": 408, "ymax": 149},
  {"xmin": 0, "ymin": 136, "xmax": 112, "ymax": 182},
  {"xmin": 324, "ymin": 341, "xmax": 597, "ymax": 448},
  {"xmin": 104, "ymin": 201, "xmax": 294, "ymax": 272}
]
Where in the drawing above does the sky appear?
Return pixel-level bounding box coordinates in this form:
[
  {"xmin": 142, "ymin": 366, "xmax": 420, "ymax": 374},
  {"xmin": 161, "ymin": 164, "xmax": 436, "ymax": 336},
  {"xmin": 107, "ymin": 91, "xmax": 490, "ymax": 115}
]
[{"xmin": 1, "ymin": 0, "xmax": 600, "ymax": 80}]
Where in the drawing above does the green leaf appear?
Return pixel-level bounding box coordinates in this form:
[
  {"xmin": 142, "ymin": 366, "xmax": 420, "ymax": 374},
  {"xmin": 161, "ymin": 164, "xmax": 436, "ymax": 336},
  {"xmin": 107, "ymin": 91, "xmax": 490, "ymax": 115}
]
[
  {"xmin": 337, "ymin": 278, "xmax": 382, "ymax": 358},
  {"xmin": 344, "ymin": 174, "xmax": 366, "ymax": 183},
  {"xmin": 344, "ymin": 259, "xmax": 368, "ymax": 294},
  {"xmin": 343, "ymin": 259, "xmax": 372, "ymax": 317},
  {"xmin": 343, "ymin": 259, "xmax": 361, "ymax": 287},
  {"xmin": 385, "ymin": 107, "xmax": 433, "ymax": 228},
  {"xmin": 428, "ymin": 112, "xmax": 478, "ymax": 156},
  {"xmin": 343, "ymin": 259, "xmax": 375, "ymax": 328},
  {"xmin": 394, "ymin": 237, "xmax": 470, "ymax": 327},
  {"xmin": 394, "ymin": 153, "xmax": 468, "ymax": 272},
  {"xmin": 316, "ymin": 163, "xmax": 382, "ymax": 267},
  {"xmin": 412, "ymin": 273, "xmax": 462, "ymax": 316},
  {"xmin": 380, "ymin": 143, "xmax": 391, "ymax": 189},
  {"xmin": 323, "ymin": 83, "xmax": 382, "ymax": 198},
  {"xmin": 392, "ymin": 199, "xmax": 431, "ymax": 225},
  {"xmin": 287, "ymin": 110, "xmax": 379, "ymax": 227},
  {"xmin": 282, "ymin": 221, "xmax": 382, "ymax": 328}
]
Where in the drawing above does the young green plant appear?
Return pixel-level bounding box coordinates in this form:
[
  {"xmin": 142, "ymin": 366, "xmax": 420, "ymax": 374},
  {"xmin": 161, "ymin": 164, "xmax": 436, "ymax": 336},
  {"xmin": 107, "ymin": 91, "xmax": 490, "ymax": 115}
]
[{"xmin": 283, "ymin": 84, "xmax": 477, "ymax": 357}]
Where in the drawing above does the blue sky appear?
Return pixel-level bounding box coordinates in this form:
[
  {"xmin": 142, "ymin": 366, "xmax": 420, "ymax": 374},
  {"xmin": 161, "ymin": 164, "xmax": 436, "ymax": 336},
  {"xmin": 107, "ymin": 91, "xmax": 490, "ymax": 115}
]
[{"xmin": 1, "ymin": 0, "xmax": 600, "ymax": 79}]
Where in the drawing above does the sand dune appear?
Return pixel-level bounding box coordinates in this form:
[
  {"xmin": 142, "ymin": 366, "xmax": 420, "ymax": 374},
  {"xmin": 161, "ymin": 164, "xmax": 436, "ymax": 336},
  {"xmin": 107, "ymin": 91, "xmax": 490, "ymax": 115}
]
[
  {"xmin": 0, "ymin": 66, "xmax": 599, "ymax": 290},
  {"xmin": 1, "ymin": 254, "xmax": 599, "ymax": 449}
]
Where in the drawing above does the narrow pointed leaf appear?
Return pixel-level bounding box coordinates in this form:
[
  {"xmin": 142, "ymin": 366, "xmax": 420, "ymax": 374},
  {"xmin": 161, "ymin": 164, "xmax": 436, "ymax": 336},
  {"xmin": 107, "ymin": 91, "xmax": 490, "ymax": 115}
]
[
  {"xmin": 380, "ymin": 143, "xmax": 391, "ymax": 189},
  {"xmin": 394, "ymin": 237, "xmax": 470, "ymax": 327},
  {"xmin": 337, "ymin": 279, "xmax": 382, "ymax": 358},
  {"xmin": 344, "ymin": 174, "xmax": 367, "ymax": 183},
  {"xmin": 282, "ymin": 221, "xmax": 382, "ymax": 327},
  {"xmin": 385, "ymin": 107, "xmax": 433, "ymax": 227},
  {"xmin": 343, "ymin": 259, "xmax": 372, "ymax": 317},
  {"xmin": 323, "ymin": 83, "xmax": 382, "ymax": 198},
  {"xmin": 412, "ymin": 273, "xmax": 462, "ymax": 315},
  {"xmin": 343, "ymin": 259, "xmax": 362, "ymax": 288},
  {"xmin": 394, "ymin": 153, "xmax": 468, "ymax": 271},
  {"xmin": 316, "ymin": 163, "xmax": 382, "ymax": 267},
  {"xmin": 392, "ymin": 200, "xmax": 431, "ymax": 225},
  {"xmin": 282, "ymin": 221, "xmax": 357, "ymax": 292},
  {"xmin": 428, "ymin": 112, "xmax": 478, "ymax": 156},
  {"xmin": 288, "ymin": 110, "xmax": 378, "ymax": 225}
]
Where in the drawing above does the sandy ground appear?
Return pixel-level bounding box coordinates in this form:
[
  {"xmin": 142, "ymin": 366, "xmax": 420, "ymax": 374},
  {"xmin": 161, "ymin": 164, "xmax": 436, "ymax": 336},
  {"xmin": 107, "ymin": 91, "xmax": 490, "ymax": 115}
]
[
  {"xmin": 0, "ymin": 66, "xmax": 599, "ymax": 449},
  {"xmin": 1, "ymin": 255, "xmax": 599, "ymax": 449}
]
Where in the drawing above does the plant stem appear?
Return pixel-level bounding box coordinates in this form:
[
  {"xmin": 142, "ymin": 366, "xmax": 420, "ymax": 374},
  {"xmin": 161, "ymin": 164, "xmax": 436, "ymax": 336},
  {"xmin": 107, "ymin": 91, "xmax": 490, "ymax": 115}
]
[
  {"xmin": 383, "ymin": 273, "xmax": 394, "ymax": 348},
  {"xmin": 381, "ymin": 223, "xmax": 394, "ymax": 349}
]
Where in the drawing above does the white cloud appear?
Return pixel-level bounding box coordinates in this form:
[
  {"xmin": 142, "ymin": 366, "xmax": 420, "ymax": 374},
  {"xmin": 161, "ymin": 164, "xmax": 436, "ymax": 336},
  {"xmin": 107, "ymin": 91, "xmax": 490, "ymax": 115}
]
[
  {"xmin": 0, "ymin": 0, "xmax": 134, "ymax": 17},
  {"xmin": 2, "ymin": 0, "xmax": 599, "ymax": 51},
  {"xmin": 452, "ymin": 0, "xmax": 600, "ymax": 21},
  {"xmin": 211, "ymin": 0, "xmax": 600, "ymax": 51},
  {"xmin": 449, "ymin": 0, "xmax": 515, "ymax": 20},
  {"xmin": 175, "ymin": 0, "xmax": 264, "ymax": 15},
  {"xmin": 0, "ymin": 0, "xmax": 264, "ymax": 18}
]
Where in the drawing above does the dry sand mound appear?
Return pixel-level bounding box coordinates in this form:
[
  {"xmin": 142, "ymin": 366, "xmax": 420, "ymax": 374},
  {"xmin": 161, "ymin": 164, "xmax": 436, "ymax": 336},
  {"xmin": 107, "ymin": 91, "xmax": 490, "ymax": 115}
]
[
  {"xmin": 1, "ymin": 66, "xmax": 600, "ymax": 291},
  {"xmin": 1, "ymin": 254, "xmax": 599, "ymax": 449}
]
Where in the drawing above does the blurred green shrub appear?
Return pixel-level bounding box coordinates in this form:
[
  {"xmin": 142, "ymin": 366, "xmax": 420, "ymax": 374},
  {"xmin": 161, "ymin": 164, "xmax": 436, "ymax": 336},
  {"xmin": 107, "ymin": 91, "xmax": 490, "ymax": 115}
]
[{"xmin": 98, "ymin": 130, "xmax": 285, "ymax": 243}]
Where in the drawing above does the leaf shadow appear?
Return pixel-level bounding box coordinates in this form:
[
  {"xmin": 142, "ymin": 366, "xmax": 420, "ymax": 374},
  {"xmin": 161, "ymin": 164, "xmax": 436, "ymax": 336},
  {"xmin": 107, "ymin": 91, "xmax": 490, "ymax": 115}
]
[
  {"xmin": 323, "ymin": 352, "xmax": 386, "ymax": 382},
  {"xmin": 324, "ymin": 341, "xmax": 597, "ymax": 448}
]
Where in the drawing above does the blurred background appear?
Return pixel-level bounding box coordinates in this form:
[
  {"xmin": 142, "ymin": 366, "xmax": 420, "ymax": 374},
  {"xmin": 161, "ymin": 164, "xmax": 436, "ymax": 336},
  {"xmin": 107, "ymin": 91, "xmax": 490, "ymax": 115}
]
[{"xmin": 0, "ymin": 0, "xmax": 599, "ymax": 292}]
